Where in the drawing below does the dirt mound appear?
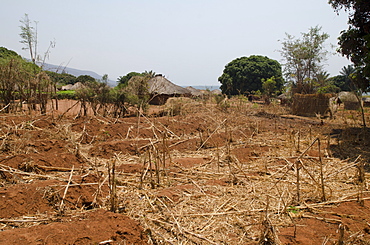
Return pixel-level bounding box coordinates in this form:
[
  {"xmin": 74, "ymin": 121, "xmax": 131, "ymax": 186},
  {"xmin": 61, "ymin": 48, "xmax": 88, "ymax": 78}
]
[
  {"xmin": 0, "ymin": 153, "xmax": 84, "ymax": 171},
  {"xmin": 1, "ymin": 100, "xmax": 370, "ymax": 244},
  {"xmin": 0, "ymin": 179, "xmax": 59, "ymax": 219},
  {"xmin": 89, "ymin": 139, "xmax": 151, "ymax": 158},
  {"xmin": 279, "ymin": 200, "xmax": 370, "ymax": 244},
  {"xmin": 0, "ymin": 173, "xmax": 108, "ymax": 219},
  {"xmin": 0, "ymin": 209, "xmax": 148, "ymax": 245}
]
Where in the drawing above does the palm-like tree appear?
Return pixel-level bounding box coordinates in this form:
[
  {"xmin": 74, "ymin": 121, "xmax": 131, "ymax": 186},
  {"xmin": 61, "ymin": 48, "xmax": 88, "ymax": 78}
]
[
  {"xmin": 143, "ymin": 70, "xmax": 156, "ymax": 78},
  {"xmin": 314, "ymin": 71, "xmax": 341, "ymax": 93},
  {"xmin": 340, "ymin": 65, "xmax": 356, "ymax": 91},
  {"xmin": 315, "ymin": 71, "xmax": 330, "ymax": 87},
  {"xmin": 340, "ymin": 65, "xmax": 366, "ymax": 127}
]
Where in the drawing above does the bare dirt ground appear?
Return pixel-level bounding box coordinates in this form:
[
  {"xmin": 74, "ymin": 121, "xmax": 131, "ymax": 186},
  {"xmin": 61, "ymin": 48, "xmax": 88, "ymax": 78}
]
[{"xmin": 1, "ymin": 98, "xmax": 370, "ymax": 244}]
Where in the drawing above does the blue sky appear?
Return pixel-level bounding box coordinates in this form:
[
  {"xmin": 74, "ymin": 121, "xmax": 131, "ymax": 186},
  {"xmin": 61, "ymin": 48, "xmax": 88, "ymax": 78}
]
[{"xmin": 2, "ymin": 0, "xmax": 351, "ymax": 86}]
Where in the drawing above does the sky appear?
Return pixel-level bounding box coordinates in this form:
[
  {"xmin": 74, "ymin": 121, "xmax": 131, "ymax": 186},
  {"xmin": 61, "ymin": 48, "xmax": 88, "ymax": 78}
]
[{"xmin": 2, "ymin": 0, "xmax": 351, "ymax": 86}]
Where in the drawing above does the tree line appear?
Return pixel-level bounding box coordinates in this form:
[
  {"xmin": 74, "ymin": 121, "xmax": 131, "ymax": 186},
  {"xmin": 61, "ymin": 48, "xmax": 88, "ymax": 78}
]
[
  {"xmin": 2, "ymin": 2, "xmax": 368, "ymax": 115},
  {"xmin": 0, "ymin": 47, "xmax": 154, "ymax": 116},
  {"xmin": 218, "ymin": 26, "xmax": 355, "ymax": 99},
  {"xmin": 219, "ymin": 0, "xmax": 370, "ymax": 98}
]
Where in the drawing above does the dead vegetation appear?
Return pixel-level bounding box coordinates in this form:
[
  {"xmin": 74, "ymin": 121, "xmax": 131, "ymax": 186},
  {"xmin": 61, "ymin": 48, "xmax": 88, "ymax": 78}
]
[{"xmin": 0, "ymin": 96, "xmax": 370, "ymax": 244}]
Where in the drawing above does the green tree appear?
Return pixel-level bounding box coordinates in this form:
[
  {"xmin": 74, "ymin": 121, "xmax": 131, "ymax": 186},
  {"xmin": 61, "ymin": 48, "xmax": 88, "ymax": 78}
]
[
  {"xmin": 339, "ymin": 65, "xmax": 356, "ymax": 90},
  {"xmin": 101, "ymin": 74, "xmax": 109, "ymax": 84},
  {"xmin": 262, "ymin": 77, "xmax": 277, "ymax": 97},
  {"xmin": 331, "ymin": 75, "xmax": 348, "ymax": 91},
  {"xmin": 117, "ymin": 72, "xmax": 143, "ymax": 88},
  {"xmin": 315, "ymin": 71, "xmax": 331, "ymax": 88},
  {"xmin": 0, "ymin": 47, "xmax": 21, "ymax": 59},
  {"xmin": 109, "ymin": 88, "xmax": 127, "ymax": 117},
  {"xmin": 316, "ymin": 79, "xmax": 340, "ymax": 94},
  {"xmin": 218, "ymin": 55, "xmax": 283, "ymax": 96},
  {"xmin": 46, "ymin": 71, "xmax": 77, "ymax": 85},
  {"xmin": 329, "ymin": 0, "xmax": 370, "ymax": 91},
  {"xmin": 328, "ymin": 65, "xmax": 356, "ymax": 92},
  {"xmin": 279, "ymin": 26, "xmax": 330, "ymax": 94},
  {"xmin": 142, "ymin": 70, "xmax": 156, "ymax": 78},
  {"xmin": 76, "ymin": 75, "xmax": 96, "ymax": 85},
  {"xmin": 313, "ymin": 71, "xmax": 340, "ymax": 93},
  {"xmin": 261, "ymin": 76, "xmax": 277, "ymax": 104},
  {"xmin": 0, "ymin": 47, "xmax": 54, "ymax": 114}
]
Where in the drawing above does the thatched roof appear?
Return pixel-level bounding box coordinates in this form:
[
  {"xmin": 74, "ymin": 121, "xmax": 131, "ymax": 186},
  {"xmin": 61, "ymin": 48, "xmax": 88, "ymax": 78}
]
[
  {"xmin": 278, "ymin": 93, "xmax": 290, "ymax": 100},
  {"xmin": 211, "ymin": 89, "xmax": 222, "ymax": 95},
  {"xmin": 148, "ymin": 75, "xmax": 190, "ymax": 95},
  {"xmin": 338, "ymin": 91, "xmax": 358, "ymax": 102},
  {"xmin": 61, "ymin": 82, "xmax": 85, "ymax": 91},
  {"xmin": 61, "ymin": 84, "xmax": 73, "ymax": 91},
  {"xmin": 185, "ymin": 86, "xmax": 203, "ymax": 96}
]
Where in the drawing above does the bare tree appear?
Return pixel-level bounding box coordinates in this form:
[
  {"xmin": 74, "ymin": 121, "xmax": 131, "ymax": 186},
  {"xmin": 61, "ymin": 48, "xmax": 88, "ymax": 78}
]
[
  {"xmin": 19, "ymin": 14, "xmax": 37, "ymax": 64},
  {"xmin": 19, "ymin": 14, "xmax": 55, "ymax": 66}
]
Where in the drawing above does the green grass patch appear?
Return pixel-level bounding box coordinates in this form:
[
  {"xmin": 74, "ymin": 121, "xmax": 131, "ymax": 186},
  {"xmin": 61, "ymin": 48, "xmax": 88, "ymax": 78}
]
[{"xmin": 55, "ymin": 90, "xmax": 76, "ymax": 99}]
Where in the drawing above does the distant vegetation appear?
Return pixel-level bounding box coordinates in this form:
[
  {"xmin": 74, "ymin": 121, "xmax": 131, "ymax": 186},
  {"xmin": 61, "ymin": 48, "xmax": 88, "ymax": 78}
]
[
  {"xmin": 0, "ymin": 47, "xmax": 54, "ymax": 114},
  {"xmin": 218, "ymin": 26, "xmax": 357, "ymax": 101},
  {"xmin": 330, "ymin": 0, "xmax": 370, "ymax": 92},
  {"xmin": 2, "ymin": 0, "xmax": 369, "ymax": 117},
  {"xmin": 218, "ymin": 55, "xmax": 284, "ymax": 96},
  {"xmin": 0, "ymin": 47, "xmax": 154, "ymax": 116}
]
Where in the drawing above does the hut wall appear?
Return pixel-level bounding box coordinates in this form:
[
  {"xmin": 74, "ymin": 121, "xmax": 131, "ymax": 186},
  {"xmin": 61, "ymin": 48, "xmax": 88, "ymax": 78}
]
[
  {"xmin": 291, "ymin": 93, "xmax": 333, "ymax": 117},
  {"xmin": 344, "ymin": 101, "xmax": 361, "ymax": 110},
  {"xmin": 150, "ymin": 94, "xmax": 171, "ymax": 105},
  {"xmin": 363, "ymin": 101, "xmax": 370, "ymax": 108}
]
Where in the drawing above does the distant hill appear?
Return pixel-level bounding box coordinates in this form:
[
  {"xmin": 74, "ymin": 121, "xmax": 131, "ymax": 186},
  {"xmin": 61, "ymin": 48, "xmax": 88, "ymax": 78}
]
[{"xmin": 38, "ymin": 62, "xmax": 117, "ymax": 87}]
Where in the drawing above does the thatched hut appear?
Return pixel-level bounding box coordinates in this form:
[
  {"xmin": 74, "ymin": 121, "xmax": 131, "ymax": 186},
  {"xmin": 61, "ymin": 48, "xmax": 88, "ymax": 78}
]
[
  {"xmin": 185, "ymin": 86, "xmax": 203, "ymax": 97},
  {"xmin": 338, "ymin": 91, "xmax": 361, "ymax": 110},
  {"xmin": 148, "ymin": 75, "xmax": 191, "ymax": 105},
  {"xmin": 291, "ymin": 93, "xmax": 333, "ymax": 117},
  {"xmin": 61, "ymin": 82, "xmax": 84, "ymax": 91},
  {"xmin": 278, "ymin": 93, "xmax": 291, "ymax": 105},
  {"xmin": 211, "ymin": 89, "xmax": 222, "ymax": 95}
]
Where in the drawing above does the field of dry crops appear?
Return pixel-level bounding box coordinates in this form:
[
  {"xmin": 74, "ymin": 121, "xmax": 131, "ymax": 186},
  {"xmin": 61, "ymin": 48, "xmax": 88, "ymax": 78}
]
[{"xmin": 1, "ymin": 97, "xmax": 370, "ymax": 244}]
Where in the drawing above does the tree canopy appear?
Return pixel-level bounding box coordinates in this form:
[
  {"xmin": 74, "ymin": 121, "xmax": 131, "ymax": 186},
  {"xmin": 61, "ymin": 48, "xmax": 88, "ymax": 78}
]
[
  {"xmin": 0, "ymin": 47, "xmax": 53, "ymax": 114},
  {"xmin": 117, "ymin": 72, "xmax": 143, "ymax": 88},
  {"xmin": 117, "ymin": 71, "xmax": 157, "ymax": 89},
  {"xmin": 0, "ymin": 47, "xmax": 21, "ymax": 59},
  {"xmin": 218, "ymin": 55, "xmax": 283, "ymax": 96},
  {"xmin": 279, "ymin": 26, "xmax": 330, "ymax": 94},
  {"xmin": 46, "ymin": 71, "xmax": 77, "ymax": 85},
  {"xmin": 0, "ymin": 47, "xmax": 40, "ymax": 72},
  {"xmin": 329, "ymin": 0, "xmax": 370, "ymax": 91},
  {"xmin": 76, "ymin": 75, "xmax": 97, "ymax": 85}
]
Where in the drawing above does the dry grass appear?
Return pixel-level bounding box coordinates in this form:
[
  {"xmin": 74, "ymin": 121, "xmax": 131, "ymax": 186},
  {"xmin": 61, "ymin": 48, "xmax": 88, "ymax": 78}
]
[
  {"xmin": 1, "ymin": 97, "xmax": 370, "ymax": 244},
  {"xmin": 99, "ymin": 99, "xmax": 368, "ymax": 244}
]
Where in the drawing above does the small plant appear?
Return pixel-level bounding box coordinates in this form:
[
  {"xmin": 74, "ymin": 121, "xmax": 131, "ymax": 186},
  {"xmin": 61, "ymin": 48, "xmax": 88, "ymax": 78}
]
[
  {"xmin": 215, "ymin": 95, "xmax": 230, "ymax": 112},
  {"xmin": 252, "ymin": 103, "xmax": 259, "ymax": 109},
  {"xmin": 213, "ymin": 94, "xmax": 225, "ymax": 104},
  {"xmin": 165, "ymin": 98, "xmax": 186, "ymax": 116},
  {"xmin": 287, "ymin": 206, "xmax": 300, "ymax": 214}
]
